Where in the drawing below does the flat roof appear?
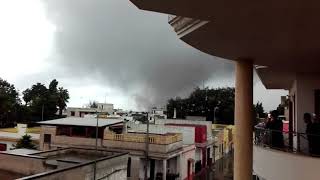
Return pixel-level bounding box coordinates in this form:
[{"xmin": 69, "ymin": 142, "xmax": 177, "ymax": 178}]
[
  {"xmin": 38, "ymin": 117, "xmax": 123, "ymax": 127},
  {"xmin": 5, "ymin": 148, "xmax": 40, "ymax": 155}
]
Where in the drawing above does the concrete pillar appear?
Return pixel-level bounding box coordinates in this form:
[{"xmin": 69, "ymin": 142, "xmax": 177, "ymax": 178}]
[
  {"xmin": 163, "ymin": 159, "xmax": 167, "ymax": 180},
  {"xmin": 234, "ymin": 60, "xmax": 253, "ymax": 180},
  {"xmin": 178, "ymin": 154, "xmax": 183, "ymax": 180}
]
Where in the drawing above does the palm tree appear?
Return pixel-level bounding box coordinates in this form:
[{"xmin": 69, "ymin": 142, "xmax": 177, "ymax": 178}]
[{"xmin": 57, "ymin": 87, "xmax": 70, "ymax": 116}]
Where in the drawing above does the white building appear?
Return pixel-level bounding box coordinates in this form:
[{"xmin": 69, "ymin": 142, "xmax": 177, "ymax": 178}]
[
  {"xmin": 66, "ymin": 103, "xmax": 114, "ymax": 117},
  {"xmin": 149, "ymin": 107, "xmax": 167, "ymax": 122}
]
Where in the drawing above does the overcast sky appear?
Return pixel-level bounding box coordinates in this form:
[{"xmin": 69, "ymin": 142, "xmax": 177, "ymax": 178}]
[{"xmin": 0, "ymin": 0, "xmax": 287, "ymax": 111}]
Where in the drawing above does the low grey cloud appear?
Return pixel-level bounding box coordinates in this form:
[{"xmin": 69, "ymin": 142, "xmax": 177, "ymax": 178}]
[{"xmin": 40, "ymin": 0, "xmax": 235, "ymax": 109}]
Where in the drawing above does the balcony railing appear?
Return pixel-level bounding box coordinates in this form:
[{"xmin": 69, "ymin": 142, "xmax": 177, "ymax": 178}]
[
  {"xmin": 254, "ymin": 126, "xmax": 320, "ymax": 157},
  {"xmin": 104, "ymin": 133, "xmax": 182, "ymax": 145}
]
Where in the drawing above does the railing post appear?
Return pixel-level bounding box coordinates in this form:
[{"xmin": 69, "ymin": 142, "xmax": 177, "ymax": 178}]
[
  {"xmin": 269, "ymin": 129, "xmax": 272, "ymax": 148},
  {"xmin": 297, "ymin": 132, "xmax": 301, "ymax": 153}
]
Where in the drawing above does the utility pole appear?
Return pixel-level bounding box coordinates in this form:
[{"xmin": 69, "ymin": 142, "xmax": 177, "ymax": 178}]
[
  {"xmin": 144, "ymin": 112, "xmax": 150, "ymax": 180},
  {"xmin": 41, "ymin": 104, "xmax": 44, "ymax": 121},
  {"xmin": 93, "ymin": 109, "xmax": 99, "ymax": 180}
]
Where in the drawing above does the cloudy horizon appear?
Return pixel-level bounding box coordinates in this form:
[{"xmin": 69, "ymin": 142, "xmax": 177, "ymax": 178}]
[{"xmin": 0, "ymin": 0, "xmax": 287, "ymax": 111}]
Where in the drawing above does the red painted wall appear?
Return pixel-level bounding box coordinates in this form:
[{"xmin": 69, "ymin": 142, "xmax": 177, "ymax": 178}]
[{"xmin": 165, "ymin": 123, "xmax": 207, "ymax": 143}]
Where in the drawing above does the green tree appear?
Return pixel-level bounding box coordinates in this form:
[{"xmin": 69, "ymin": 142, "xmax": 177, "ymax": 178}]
[
  {"xmin": 88, "ymin": 100, "xmax": 98, "ymax": 108},
  {"xmin": 22, "ymin": 79, "xmax": 69, "ymax": 121},
  {"xmin": 14, "ymin": 134, "xmax": 36, "ymax": 149},
  {"xmin": 166, "ymin": 87, "xmax": 235, "ymax": 124},
  {"xmin": 57, "ymin": 87, "xmax": 70, "ymax": 116},
  {"xmin": 0, "ymin": 78, "xmax": 20, "ymax": 126},
  {"xmin": 277, "ymin": 104, "xmax": 285, "ymax": 115},
  {"xmin": 254, "ymin": 102, "xmax": 266, "ymax": 118},
  {"xmin": 167, "ymin": 97, "xmax": 187, "ymax": 119}
]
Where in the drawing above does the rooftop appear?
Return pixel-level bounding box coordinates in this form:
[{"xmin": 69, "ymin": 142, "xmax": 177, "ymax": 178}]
[
  {"xmin": 38, "ymin": 117, "xmax": 123, "ymax": 127},
  {"xmin": 0, "ymin": 169, "xmax": 25, "ymax": 180},
  {"xmin": 5, "ymin": 148, "xmax": 40, "ymax": 155},
  {"xmin": 0, "ymin": 147, "xmax": 128, "ymax": 180}
]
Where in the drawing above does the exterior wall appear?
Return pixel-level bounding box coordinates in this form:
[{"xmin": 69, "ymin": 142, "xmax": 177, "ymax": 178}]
[
  {"xmin": 39, "ymin": 126, "xmax": 56, "ymax": 150},
  {"xmin": 195, "ymin": 148, "xmax": 202, "ymax": 162},
  {"xmin": 20, "ymin": 154, "xmax": 128, "ymax": 180},
  {"xmin": 0, "ymin": 140, "xmax": 15, "ymax": 151},
  {"xmin": 0, "ymin": 154, "xmax": 46, "ymax": 176},
  {"xmin": 180, "ymin": 145, "xmax": 196, "ymax": 180},
  {"xmin": 53, "ymin": 136, "xmax": 102, "ymax": 148},
  {"xmin": 167, "ymin": 157, "xmax": 178, "ymax": 174},
  {"xmin": 129, "ymin": 156, "xmax": 141, "ymax": 180},
  {"xmin": 185, "ymin": 116, "xmax": 206, "ymax": 121},
  {"xmin": 67, "ymin": 105, "xmax": 114, "ymax": 118},
  {"xmin": 103, "ymin": 140, "xmax": 183, "ymax": 154},
  {"xmin": 128, "ymin": 123, "xmax": 195, "ymax": 145},
  {"xmin": 156, "ymin": 119, "xmax": 213, "ymax": 139},
  {"xmin": 253, "ymin": 146, "xmax": 320, "ymax": 180},
  {"xmin": 40, "ymin": 126, "xmax": 103, "ymax": 151},
  {"xmin": 289, "ymin": 74, "xmax": 320, "ymax": 152},
  {"xmin": 97, "ymin": 103, "xmax": 114, "ymax": 115}
]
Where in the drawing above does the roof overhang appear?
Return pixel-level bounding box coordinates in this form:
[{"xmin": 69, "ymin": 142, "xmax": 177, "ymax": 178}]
[
  {"xmin": 130, "ymin": 0, "xmax": 214, "ymax": 20},
  {"xmin": 130, "ymin": 0, "xmax": 320, "ymax": 72},
  {"xmin": 38, "ymin": 118, "xmax": 123, "ymax": 128},
  {"xmin": 255, "ymin": 66, "xmax": 295, "ymax": 90}
]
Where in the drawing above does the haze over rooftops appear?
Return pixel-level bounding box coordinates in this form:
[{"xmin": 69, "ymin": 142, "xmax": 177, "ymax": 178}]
[{"xmin": 38, "ymin": 117, "xmax": 123, "ymax": 127}]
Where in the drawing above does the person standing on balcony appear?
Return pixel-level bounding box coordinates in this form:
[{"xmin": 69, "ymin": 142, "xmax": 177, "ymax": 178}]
[
  {"xmin": 304, "ymin": 113, "xmax": 314, "ymax": 154},
  {"xmin": 266, "ymin": 110, "xmax": 284, "ymax": 148},
  {"xmin": 312, "ymin": 114, "xmax": 320, "ymax": 155}
]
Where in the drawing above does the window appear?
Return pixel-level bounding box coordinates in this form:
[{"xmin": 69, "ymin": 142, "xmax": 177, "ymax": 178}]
[
  {"xmin": 44, "ymin": 134, "xmax": 51, "ymax": 143},
  {"xmin": 72, "ymin": 127, "xmax": 86, "ymax": 137},
  {"xmin": 0, "ymin": 143, "xmax": 7, "ymax": 151},
  {"xmin": 71, "ymin": 111, "xmax": 75, "ymax": 116},
  {"xmin": 57, "ymin": 127, "xmax": 71, "ymax": 136}
]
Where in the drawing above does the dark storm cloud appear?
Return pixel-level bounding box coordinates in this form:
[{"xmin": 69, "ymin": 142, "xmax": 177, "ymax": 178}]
[{"xmin": 42, "ymin": 0, "xmax": 234, "ymax": 108}]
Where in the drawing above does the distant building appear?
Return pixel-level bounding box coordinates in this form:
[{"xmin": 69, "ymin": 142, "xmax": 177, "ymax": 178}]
[
  {"xmin": 38, "ymin": 117, "xmax": 122, "ymax": 150},
  {"xmin": 149, "ymin": 107, "xmax": 167, "ymax": 122},
  {"xmin": 38, "ymin": 117, "xmax": 186, "ymax": 180},
  {"xmin": 212, "ymin": 124, "xmax": 235, "ymax": 161},
  {"xmin": 185, "ymin": 116, "xmax": 206, "ymax": 121},
  {"xmin": 155, "ymin": 119, "xmax": 215, "ymax": 174},
  {"xmin": 66, "ymin": 103, "xmax": 114, "ymax": 117}
]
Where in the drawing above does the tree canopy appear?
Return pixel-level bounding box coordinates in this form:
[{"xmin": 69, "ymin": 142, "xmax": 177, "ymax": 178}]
[
  {"xmin": 14, "ymin": 134, "xmax": 36, "ymax": 149},
  {"xmin": 254, "ymin": 102, "xmax": 266, "ymax": 118},
  {"xmin": 167, "ymin": 87, "xmax": 235, "ymax": 124},
  {"xmin": 0, "ymin": 78, "xmax": 20, "ymax": 126},
  {"xmin": 22, "ymin": 79, "xmax": 70, "ymax": 121}
]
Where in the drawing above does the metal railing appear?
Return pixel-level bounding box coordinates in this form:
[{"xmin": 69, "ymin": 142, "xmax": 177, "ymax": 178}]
[
  {"xmin": 254, "ymin": 126, "xmax": 320, "ymax": 157},
  {"xmin": 104, "ymin": 133, "xmax": 182, "ymax": 145}
]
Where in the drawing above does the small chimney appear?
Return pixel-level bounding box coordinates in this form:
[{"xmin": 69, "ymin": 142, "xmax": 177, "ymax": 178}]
[{"xmin": 173, "ymin": 108, "xmax": 177, "ymax": 119}]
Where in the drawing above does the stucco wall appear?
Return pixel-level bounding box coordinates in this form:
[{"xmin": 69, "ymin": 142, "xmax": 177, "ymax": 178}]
[
  {"xmin": 20, "ymin": 154, "xmax": 128, "ymax": 180},
  {"xmin": 103, "ymin": 140, "xmax": 182, "ymax": 153},
  {"xmin": 289, "ymin": 74, "xmax": 320, "ymax": 152},
  {"xmin": 0, "ymin": 153, "xmax": 46, "ymax": 176},
  {"xmin": 181, "ymin": 145, "xmax": 196, "ymax": 179},
  {"xmin": 40, "ymin": 126, "xmax": 103, "ymax": 150},
  {"xmin": 155, "ymin": 119, "xmax": 213, "ymax": 139},
  {"xmin": 253, "ymin": 146, "xmax": 320, "ymax": 180},
  {"xmin": 128, "ymin": 123, "xmax": 195, "ymax": 145},
  {"xmin": 0, "ymin": 140, "xmax": 15, "ymax": 151}
]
